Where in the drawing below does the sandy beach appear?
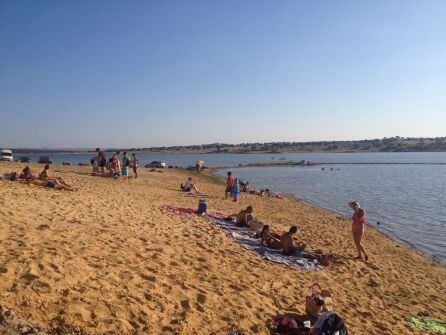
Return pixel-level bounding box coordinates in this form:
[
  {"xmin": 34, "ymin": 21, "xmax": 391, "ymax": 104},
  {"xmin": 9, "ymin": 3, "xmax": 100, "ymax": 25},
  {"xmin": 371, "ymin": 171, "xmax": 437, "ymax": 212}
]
[{"xmin": 0, "ymin": 162, "xmax": 445, "ymax": 334}]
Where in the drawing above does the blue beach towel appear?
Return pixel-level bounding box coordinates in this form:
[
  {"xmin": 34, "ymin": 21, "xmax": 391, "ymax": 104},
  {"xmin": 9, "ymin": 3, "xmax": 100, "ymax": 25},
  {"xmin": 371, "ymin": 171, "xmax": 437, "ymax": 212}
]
[{"xmin": 230, "ymin": 177, "xmax": 241, "ymax": 199}]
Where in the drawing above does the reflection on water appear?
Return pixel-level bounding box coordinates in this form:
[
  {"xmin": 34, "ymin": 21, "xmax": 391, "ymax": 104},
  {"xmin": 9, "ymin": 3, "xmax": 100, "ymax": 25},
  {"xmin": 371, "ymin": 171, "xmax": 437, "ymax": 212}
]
[{"xmin": 217, "ymin": 164, "xmax": 446, "ymax": 265}]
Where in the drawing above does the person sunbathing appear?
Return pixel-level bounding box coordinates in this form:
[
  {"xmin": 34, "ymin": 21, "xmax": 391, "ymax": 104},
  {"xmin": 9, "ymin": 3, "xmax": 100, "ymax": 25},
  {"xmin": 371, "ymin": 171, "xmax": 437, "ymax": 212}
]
[
  {"xmin": 234, "ymin": 206, "xmax": 254, "ymax": 227},
  {"xmin": 39, "ymin": 165, "xmax": 72, "ymax": 187},
  {"xmin": 19, "ymin": 166, "xmax": 37, "ymax": 181},
  {"xmin": 28, "ymin": 179, "xmax": 75, "ymax": 191},
  {"xmin": 249, "ymin": 188, "xmax": 261, "ymax": 195},
  {"xmin": 0, "ymin": 172, "xmax": 18, "ymax": 181},
  {"xmin": 260, "ymin": 225, "xmax": 281, "ymax": 249},
  {"xmin": 181, "ymin": 177, "xmax": 199, "ymax": 193}
]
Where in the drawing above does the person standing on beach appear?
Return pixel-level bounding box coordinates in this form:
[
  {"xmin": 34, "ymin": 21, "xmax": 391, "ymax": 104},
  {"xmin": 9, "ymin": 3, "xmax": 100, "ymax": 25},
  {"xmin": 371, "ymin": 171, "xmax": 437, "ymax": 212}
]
[
  {"xmin": 225, "ymin": 172, "xmax": 234, "ymax": 199},
  {"xmin": 348, "ymin": 201, "xmax": 368, "ymax": 261},
  {"xmin": 132, "ymin": 153, "xmax": 139, "ymax": 178},
  {"xmin": 96, "ymin": 148, "xmax": 107, "ymax": 176},
  {"xmin": 122, "ymin": 152, "xmax": 130, "ymax": 179}
]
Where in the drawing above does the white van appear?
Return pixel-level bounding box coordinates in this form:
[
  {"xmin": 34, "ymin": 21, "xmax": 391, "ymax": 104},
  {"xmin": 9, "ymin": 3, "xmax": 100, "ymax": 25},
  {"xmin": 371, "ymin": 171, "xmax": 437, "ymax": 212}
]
[{"xmin": 1, "ymin": 149, "xmax": 14, "ymax": 162}]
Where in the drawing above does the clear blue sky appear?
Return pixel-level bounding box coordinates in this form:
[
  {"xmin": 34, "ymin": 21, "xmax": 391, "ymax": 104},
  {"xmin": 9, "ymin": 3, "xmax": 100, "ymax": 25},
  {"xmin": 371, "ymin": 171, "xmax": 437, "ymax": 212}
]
[{"xmin": 1, "ymin": 1, "xmax": 445, "ymax": 148}]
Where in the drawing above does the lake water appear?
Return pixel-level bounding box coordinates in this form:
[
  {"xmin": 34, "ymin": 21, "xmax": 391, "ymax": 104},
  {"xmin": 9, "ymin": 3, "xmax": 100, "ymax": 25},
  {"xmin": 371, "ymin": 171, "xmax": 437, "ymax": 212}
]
[
  {"xmin": 17, "ymin": 151, "xmax": 446, "ymax": 264},
  {"xmin": 215, "ymin": 160, "xmax": 446, "ymax": 265},
  {"xmin": 19, "ymin": 151, "xmax": 446, "ymax": 167}
]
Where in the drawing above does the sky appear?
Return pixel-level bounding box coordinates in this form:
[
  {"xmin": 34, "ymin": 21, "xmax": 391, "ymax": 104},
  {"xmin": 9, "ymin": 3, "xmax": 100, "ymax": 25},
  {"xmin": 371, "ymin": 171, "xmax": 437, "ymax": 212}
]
[{"xmin": 0, "ymin": 1, "xmax": 445, "ymax": 148}]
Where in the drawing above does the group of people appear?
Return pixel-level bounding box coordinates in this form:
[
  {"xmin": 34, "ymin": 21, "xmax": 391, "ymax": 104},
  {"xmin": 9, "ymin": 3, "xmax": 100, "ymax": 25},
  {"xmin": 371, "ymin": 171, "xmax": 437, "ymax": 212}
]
[
  {"xmin": 228, "ymin": 197, "xmax": 368, "ymax": 262},
  {"xmin": 240, "ymin": 181, "xmax": 282, "ymax": 199},
  {"xmin": 229, "ymin": 205, "xmax": 323, "ymax": 261},
  {"xmin": 1, "ymin": 165, "xmax": 74, "ymax": 191},
  {"xmin": 223, "ymin": 173, "xmax": 283, "ymax": 201},
  {"xmin": 92, "ymin": 148, "xmax": 138, "ymax": 179}
]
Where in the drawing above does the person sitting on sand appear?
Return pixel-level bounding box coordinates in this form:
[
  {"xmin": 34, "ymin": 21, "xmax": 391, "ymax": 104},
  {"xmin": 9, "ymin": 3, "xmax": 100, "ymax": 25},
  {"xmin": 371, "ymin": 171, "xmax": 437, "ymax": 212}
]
[
  {"xmin": 181, "ymin": 177, "xmax": 200, "ymax": 193},
  {"xmin": 39, "ymin": 165, "xmax": 72, "ymax": 187},
  {"xmin": 280, "ymin": 226, "xmax": 319, "ymax": 260},
  {"xmin": 19, "ymin": 166, "xmax": 37, "ymax": 181},
  {"xmin": 241, "ymin": 181, "xmax": 251, "ymax": 193},
  {"xmin": 235, "ymin": 206, "xmax": 254, "ymax": 226},
  {"xmin": 348, "ymin": 201, "xmax": 368, "ymax": 261},
  {"xmin": 260, "ymin": 225, "xmax": 281, "ymax": 249},
  {"xmin": 280, "ymin": 226, "xmax": 306, "ymax": 256}
]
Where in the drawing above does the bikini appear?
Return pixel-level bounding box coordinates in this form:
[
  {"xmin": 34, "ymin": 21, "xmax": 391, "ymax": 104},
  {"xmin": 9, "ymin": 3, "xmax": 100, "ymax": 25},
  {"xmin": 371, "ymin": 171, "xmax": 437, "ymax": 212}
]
[{"xmin": 352, "ymin": 212, "xmax": 365, "ymax": 234}]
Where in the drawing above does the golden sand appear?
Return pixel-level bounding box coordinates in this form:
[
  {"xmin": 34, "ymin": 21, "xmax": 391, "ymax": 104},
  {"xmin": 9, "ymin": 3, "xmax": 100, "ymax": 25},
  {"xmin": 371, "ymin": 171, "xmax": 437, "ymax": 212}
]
[{"xmin": 0, "ymin": 162, "xmax": 445, "ymax": 334}]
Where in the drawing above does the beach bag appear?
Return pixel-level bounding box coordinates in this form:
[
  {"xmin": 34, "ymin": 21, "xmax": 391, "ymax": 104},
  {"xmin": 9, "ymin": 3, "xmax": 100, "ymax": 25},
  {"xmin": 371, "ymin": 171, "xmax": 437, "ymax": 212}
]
[
  {"xmin": 312, "ymin": 312, "xmax": 348, "ymax": 335},
  {"xmin": 198, "ymin": 199, "xmax": 207, "ymax": 214},
  {"xmin": 305, "ymin": 283, "xmax": 333, "ymax": 318},
  {"xmin": 275, "ymin": 316, "xmax": 311, "ymax": 335}
]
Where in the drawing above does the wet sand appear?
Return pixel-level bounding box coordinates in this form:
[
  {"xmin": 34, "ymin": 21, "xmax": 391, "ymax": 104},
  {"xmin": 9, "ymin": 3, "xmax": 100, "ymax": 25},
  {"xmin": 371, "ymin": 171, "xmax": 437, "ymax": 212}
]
[{"xmin": 0, "ymin": 162, "xmax": 445, "ymax": 334}]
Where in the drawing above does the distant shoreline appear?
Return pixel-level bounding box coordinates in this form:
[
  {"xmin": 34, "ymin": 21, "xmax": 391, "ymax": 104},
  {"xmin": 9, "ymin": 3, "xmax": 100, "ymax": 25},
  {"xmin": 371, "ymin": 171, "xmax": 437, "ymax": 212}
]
[
  {"xmin": 8, "ymin": 148, "xmax": 446, "ymax": 155},
  {"xmin": 6, "ymin": 136, "xmax": 446, "ymax": 155}
]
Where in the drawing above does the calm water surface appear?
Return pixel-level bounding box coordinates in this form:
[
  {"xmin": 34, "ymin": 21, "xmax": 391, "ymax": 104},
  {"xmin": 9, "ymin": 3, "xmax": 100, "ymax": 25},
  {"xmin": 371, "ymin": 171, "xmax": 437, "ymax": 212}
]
[{"xmin": 21, "ymin": 151, "xmax": 446, "ymax": 166}]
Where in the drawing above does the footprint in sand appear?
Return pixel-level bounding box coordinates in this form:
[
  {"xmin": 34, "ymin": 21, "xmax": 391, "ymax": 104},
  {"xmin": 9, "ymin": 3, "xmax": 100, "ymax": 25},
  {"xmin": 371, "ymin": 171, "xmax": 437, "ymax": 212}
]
[
  {"xmin": 37, "ymin": 224, "xmax": 50, "ymax": 230},
  {"xmin": 140, "ymin": 274, "xmax": 156, "ymax": 282},
  {"xmin": 21, "ymin": 272, "xmax": 39, "ymax": 284},
  {"xmin": 197, "ymin": 293, "xmax": 206, "ymax": 304},
  {"xmin": 180, "ymin": 300, "xmax": 190, "ymax": 310},
  {"xmin": 32, "ymin": 280, "xmax": 52, "ymax": 293}
]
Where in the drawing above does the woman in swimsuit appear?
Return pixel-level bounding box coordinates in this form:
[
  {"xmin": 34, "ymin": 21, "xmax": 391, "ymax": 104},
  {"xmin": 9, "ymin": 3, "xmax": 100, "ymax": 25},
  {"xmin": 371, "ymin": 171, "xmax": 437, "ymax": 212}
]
[
  {"xmin": 19, "ymin": 166, "xmax": 37, "ymax": 181},
  {"xmin": 39, "ymin": 165, "xmax": 72, "ymax": 187},
  {"xmin": 28, "ymin": 179, "xmax": 74, "ymax": 191},
  {"xmin": 260, "ymin": 225, "xmax": 281, "ymax": 249},
  {"xmin": 348, "ymin": 201, "xmax": 368, "ymax": 261}
]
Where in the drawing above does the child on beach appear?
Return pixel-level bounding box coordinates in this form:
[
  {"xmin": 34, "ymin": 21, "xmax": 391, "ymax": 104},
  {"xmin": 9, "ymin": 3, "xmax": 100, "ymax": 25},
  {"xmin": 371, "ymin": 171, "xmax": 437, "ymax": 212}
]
[
  {"xmin": 122, "ymin": 152, "xmax": 130, "ymax": 179},
  {"xmin": 96, "ymin": 148, "xmax": 107, "ymax": 176},
  {"xmin": 132, "ymin": 153, "xmax": 139, "ymax": 178}
]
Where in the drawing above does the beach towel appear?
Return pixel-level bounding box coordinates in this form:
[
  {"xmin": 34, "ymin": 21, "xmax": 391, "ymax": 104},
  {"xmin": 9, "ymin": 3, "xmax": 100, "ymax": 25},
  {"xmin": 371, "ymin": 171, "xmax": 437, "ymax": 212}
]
[
  {"xmin": 207, "ymin": 216, "xmax": 321, "ymax": 271},
  {"xmin": 160, "ymin": 205, "xmax": 320, "ymax": 271},
  {"xmin": 406, "ymin": 316, "xmax": 446, "ymax": 334},
  {"xmin": 160, "ymin": 205, "xmax": 198, "ymax": 218},
  {"xmin": 230, "ymin": 178, "xmax": 241, "ymax": 199}
]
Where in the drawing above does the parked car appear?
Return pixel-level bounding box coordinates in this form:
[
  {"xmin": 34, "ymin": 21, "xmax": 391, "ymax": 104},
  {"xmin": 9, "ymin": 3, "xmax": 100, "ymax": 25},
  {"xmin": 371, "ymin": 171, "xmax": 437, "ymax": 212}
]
[
  {"xmin": 38, "ymin": 156, "xmax": 53, "ymax": 164},
  {"xmin": 17, "ymin": 156, "xmax": 32, "ymax": 163},
  {"xmin": 0, "ymin": 149, "xmax": 14, "ymax": 162},
  {"xmin": 145, "ymin": 161, "xmax": 167, "ymax": 168}
]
